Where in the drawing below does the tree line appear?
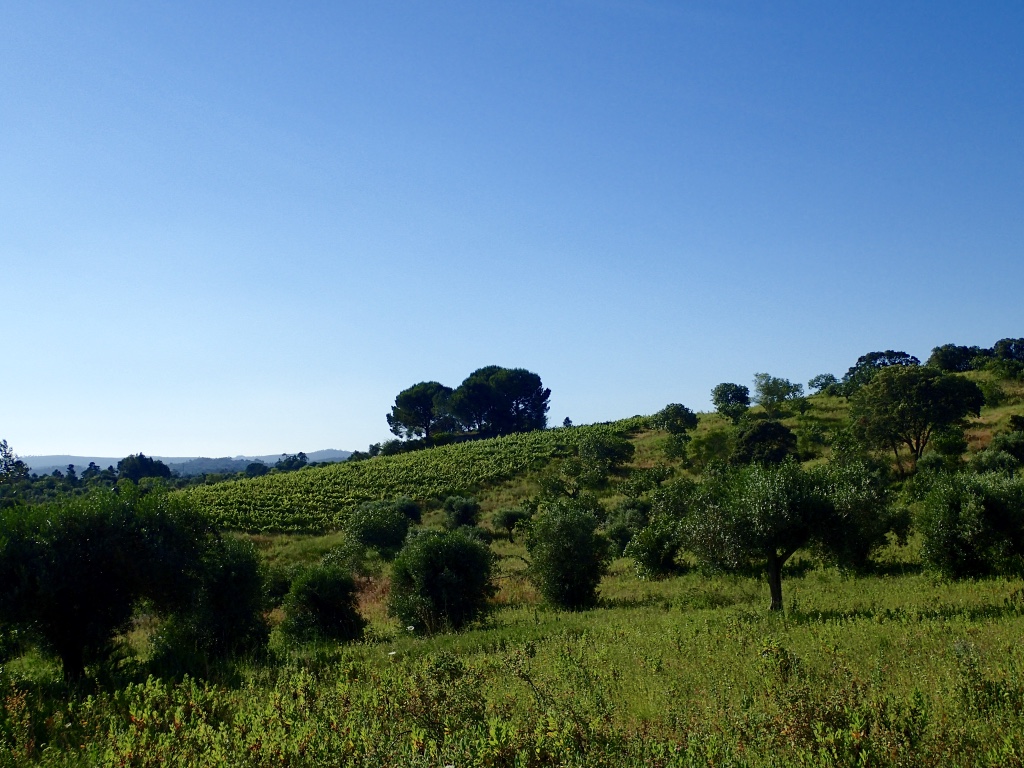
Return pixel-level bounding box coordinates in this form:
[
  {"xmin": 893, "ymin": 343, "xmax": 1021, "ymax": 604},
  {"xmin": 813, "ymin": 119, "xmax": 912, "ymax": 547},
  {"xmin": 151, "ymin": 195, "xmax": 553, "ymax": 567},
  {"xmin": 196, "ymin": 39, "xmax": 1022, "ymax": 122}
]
[{"xmin": 349, "ymin": 365, "xmax": 551, "ymax": 460}]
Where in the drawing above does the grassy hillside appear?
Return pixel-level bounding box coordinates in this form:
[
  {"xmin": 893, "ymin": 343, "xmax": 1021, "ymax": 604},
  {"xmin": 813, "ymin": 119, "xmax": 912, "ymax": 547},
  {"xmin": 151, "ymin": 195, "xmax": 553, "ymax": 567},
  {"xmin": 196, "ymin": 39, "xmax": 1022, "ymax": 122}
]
[{"xmin": 183, "ymin": 419, "xmax": 647, "ymax": 532}]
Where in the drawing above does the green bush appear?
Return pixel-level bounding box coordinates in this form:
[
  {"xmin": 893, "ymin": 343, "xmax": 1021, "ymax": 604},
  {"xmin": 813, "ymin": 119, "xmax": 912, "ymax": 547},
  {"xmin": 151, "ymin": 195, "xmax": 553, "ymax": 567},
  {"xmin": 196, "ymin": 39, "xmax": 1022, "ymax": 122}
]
[
  {"xmin": 970, "ymin": 449, "xmax": 1020, "ymax": 475},
  {"xmin": 281, "ymin": 564, "xmax": 366, "ymax": 643},
  {"xmin": 493, "ymin": 506, "xmax": 532, "ymax": 539},
  {"xmin": 526, "ymin": 498, "xmax": 611, "ymax": 610},
  {"xmin": 388, "ymin": 530, "xmax": 495, "ymax": 634},
  {"xmin": 603, "ymin": 498, "xmax": 651, "ymax": 555},
  {"xmin": 919, "ymin": 472, "xmax": 1024, "ymax": 578},
  {"xmin": 344, "ymin": 501, "xmax": 411, "ymax": 559},
  {"xmin": 0, "ymin": 487, "xmax": 208, "ymax": 680},
  {"xmin": 442, "ymin": 496, "xmax": 481, "ymax": 529},
  {"xmin": 624, "ymin": 517, "xmax": 684, "ymax": 579},
  {"xmin": 991, "ymin": 431, "xmax": 1024, "ymax": 463},
  {"xmin": 152, "ymin": 536, "xmax": 269, "ymax": 673}
]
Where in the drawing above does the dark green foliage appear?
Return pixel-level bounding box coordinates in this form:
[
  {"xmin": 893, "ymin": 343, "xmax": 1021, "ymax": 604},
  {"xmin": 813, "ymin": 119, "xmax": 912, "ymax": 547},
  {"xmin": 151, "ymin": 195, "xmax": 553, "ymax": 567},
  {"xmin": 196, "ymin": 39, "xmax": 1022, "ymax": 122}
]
[
  {"xmin": 344, "ymin": 501, "xmax": 411, "ymax": 558},
  {"xmin": 839, "ymin": 350, "xmax": 920, "ymax": 396},
  {"xmin": 993, "ymin": 337, "xmax": 1024, "ymax": 364},
  {"xmin": 621, "ymin": 464, "xmax": 672, "ymax": 498},
  {"xmin": 388, "ymin": 530, "xmax": 495, "ymax": 634},
  {"xmin": 927, "ymin": 344, "xmax": 987, "ymax": 373},
  {"xmin": 575, "ymin": 431, "xmax": 636, "ymax": 484},
  {"xmin": 245, "ymin": 462, "xmax": 270, "ymax": 478},
  {"xmin": 387, "ymin": 381, "xmax": 454, "ymax": 441},
  {"xmin": 711, "ymin": 383, "xmax": 750, "ymax": 424},
  {"xmin": 918, "ymin": 473, "xmax": 1024, "ymax": 578},
  {"xmin": 1009, "ymin": 415, "xmax": 1024, "ymax": 433},
  {"xmin": 392, "ymin": 496, "xmax": 422, "ymax": 523},
  {"xmin": 687, "ymin": 428, "xmax": 734, "ymax": 471},
  {"xmin": 442, "ymin": 495, "xmax": 481, "ymax": 529},
  {"xmin": 652, "ymin": 403, "xmax": 698, "ymax": 434},
  {"xmin": 604, "ymin": 497, "xmax": 651, "ymax": 554},
  {"xmin": 116, "ymin": 453, "xmax": 172, "ymax": 483},
  {"xmin": 969, "ymin": 449, "xmax": 1020, "ymax": 476},
  {"xmin": 493, "ymin": 506, "xmax": 532, "ymax": 539},
  {"xmin": 625, "ymin": 517, "xmax": 685, "ymax": 579},
  {"xmin": 152, "ymin": 536, "xmax": 269, "ymax": 671},
  {"xmin": 526, "ymin": 498, "xmax": 611, "ymax": 610},
  {"xmin": 752, "ymin": 374, "xmax": 803, "ymax": 418},
  {"xmin": 281, "ymin": 564, "xmax": 366, "ymax": 642},
  {"xmin": 807, "ymin": 373, "xmax": 838, "ymax": 393},
  {"xmin": 732, "ymin": 420, "xmax": 797, "ymax": 465},
  {"xmin": 449, "ymin": 366, "xmax": 550, "ymax": 437},
  {"xmin": 851, "ymin": 366, "xmax": 984, "ymax": 473},
  {"xmin": 685, "ymin": 460, "xmax": 893, "ymax": 609},
  {"xmin": 274, "ymin": 453, "xmax": 308, "ymax": 472},
  {"xmin": 991, "ymin": 431, "xmax": 1024, "ymax": 463},
  {"xmin": 0, "ymin": 488, "xmax": 208, "ymax": 680}
]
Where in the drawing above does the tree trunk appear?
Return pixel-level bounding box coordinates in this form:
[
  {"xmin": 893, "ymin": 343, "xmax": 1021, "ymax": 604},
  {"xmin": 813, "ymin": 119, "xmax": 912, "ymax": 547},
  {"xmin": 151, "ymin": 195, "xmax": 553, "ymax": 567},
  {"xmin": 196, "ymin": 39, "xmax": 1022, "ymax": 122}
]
[
  {"xmin": 767, "ymin": 555, "xmax": 784, "ymax": 611},
  {"xmin": 59, "ymin": 644, "xmax": 85, "ymax": 683}
]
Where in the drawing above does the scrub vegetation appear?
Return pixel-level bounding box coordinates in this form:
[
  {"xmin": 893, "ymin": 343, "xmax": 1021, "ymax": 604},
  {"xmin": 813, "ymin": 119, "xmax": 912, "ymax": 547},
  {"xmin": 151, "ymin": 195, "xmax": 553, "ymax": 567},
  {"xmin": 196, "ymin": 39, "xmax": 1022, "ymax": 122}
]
[{"xmin": 2, "ymin": 341, "xmax": 1024, "ymax": 766}]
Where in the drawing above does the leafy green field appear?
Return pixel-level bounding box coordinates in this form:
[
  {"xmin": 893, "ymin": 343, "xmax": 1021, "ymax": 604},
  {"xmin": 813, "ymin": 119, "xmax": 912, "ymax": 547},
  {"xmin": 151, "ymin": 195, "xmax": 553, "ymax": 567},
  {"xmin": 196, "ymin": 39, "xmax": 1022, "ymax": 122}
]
[
  {"xmin": 182, "ymin": 421, "xmax": 644, "ymax": 532},
  {"xmin": 4, "ymin": 564, "xmax": 1024, "ymax": 766}
]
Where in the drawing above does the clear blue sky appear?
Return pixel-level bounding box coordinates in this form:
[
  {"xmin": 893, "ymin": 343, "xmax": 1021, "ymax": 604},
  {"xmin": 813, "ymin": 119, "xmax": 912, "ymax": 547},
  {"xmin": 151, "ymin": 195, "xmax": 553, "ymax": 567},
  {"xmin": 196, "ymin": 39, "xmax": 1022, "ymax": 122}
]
[{"xmin": 3, "ymin": 1, "xmax": 1022, "ymax": 458}]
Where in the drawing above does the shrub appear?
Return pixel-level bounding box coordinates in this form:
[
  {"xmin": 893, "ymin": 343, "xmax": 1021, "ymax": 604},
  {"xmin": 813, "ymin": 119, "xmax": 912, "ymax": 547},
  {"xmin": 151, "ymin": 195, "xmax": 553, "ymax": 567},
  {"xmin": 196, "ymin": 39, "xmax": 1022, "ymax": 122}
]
[
  {"xmin": 344, "ymin": 501, "xmax": 410, "ymax": 559},
  {"xmin": 152, "ymin": 536, "xmax": 269, "ymax": 673},
  {"xmin": 388, "ymin": 530, "xmax": 495, "ymax": 634},
  {"xmin": 526, "ymin": 498, "xmax": 611, "ymax": 610},
  {"xmin": 0, "ymin": 487, "xmax": 208, "ymax": 680},
  {"xmin": 442, "ymin": 496, "xmax": 481, "ymax": 529},
  {"xmin": 970, "ymin": 449, "xmax": 1020, "ymax": 476},
  {"xmin": 991, "ymin": 431, "xmax": 1024, "ymax": 464},
  {"xmin": 281, "ymin": 564, "xmax": 366, "ymax": 643},
  {"xmin": 625, "ymin": 517, "xmax": 684, "ymax": 579},
  {"xmin": 604, "ymin": 498, "xmax": 651, "ymax": 555},
  {"xmin": 731, "ymin": 420, "xmax": 797, "ymax": 465},
  {"xmin": 918, "ymin": 472, "xmax": 1024, "ymax": 578},
  {"xmin": 493, "ymin": 506, "xmax": 532, "ymax": 539}
]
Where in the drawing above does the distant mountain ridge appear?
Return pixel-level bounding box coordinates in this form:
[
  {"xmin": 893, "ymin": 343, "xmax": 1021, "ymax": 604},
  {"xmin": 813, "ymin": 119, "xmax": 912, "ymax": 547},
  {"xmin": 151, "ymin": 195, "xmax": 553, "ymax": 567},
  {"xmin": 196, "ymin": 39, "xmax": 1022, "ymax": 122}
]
[{"xmin": 22, "ymin": 449, "xmax": 351, "ymax": 477}]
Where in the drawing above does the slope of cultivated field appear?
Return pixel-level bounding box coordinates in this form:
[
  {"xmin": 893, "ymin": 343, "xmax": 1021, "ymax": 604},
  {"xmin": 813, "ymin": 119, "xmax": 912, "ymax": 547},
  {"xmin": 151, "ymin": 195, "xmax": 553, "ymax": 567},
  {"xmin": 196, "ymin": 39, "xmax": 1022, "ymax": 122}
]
[{"xmin": 184, "ymin": 419, "xmax": 646, "ymax": 532}]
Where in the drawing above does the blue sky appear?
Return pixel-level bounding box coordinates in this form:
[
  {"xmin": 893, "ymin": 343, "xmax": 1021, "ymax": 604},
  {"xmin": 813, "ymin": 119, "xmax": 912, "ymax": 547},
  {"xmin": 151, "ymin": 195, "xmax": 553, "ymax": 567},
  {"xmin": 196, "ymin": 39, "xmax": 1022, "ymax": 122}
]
[{"xmin": 3, "ymin": 1, "xmax": 1022, "ymax": 457}]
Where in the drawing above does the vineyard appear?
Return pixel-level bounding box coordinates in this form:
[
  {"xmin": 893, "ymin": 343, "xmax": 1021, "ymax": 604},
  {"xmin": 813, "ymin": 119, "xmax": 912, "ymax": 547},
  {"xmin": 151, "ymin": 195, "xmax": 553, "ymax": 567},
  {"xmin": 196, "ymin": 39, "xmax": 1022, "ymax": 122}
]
[{"xmin": 183, "ymin": 419, "xmax": 646, "ymax": 532}]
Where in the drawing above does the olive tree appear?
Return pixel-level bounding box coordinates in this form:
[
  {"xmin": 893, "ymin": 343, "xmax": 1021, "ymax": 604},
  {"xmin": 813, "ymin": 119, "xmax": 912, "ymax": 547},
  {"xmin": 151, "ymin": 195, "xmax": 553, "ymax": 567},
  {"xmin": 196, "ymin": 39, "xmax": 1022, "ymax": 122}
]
[
  {"xmin": 0, "ymin": 488, "xmax": 209, "ymax": 680},
  {"xmin": 526, "ymin": 497, "xmax": 611, "ymax": 609},
  {"xmin": 685, "ymin": 460, "xmax": 891, "ymax": 610}
]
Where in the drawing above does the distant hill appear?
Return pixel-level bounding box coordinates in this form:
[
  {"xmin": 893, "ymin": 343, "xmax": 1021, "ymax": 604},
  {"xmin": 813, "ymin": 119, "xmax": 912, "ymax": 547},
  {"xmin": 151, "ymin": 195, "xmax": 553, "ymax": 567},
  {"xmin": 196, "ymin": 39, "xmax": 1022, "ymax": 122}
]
[{"xmin": 23, "ymin": 449, "xmax": 351, "ymax": 477}]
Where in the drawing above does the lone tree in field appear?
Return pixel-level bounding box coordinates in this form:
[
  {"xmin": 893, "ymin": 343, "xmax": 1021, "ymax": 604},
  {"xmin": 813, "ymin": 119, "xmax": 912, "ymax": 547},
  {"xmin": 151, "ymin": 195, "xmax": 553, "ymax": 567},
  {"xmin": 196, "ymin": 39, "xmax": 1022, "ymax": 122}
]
[
  {"xmin": 850, "ymin": 365, "xmax": 984, "ymax": 473},
  {"xmin": 387, "ymin": 381, "xmax": 454, "ymax": 442},
  {"xmin": 711, "ymin": 383, "xmax": 750, "ymax": 424},
  {"xmin": 685, "ymin": 459, "xmax": 890, "ymax": 610}
]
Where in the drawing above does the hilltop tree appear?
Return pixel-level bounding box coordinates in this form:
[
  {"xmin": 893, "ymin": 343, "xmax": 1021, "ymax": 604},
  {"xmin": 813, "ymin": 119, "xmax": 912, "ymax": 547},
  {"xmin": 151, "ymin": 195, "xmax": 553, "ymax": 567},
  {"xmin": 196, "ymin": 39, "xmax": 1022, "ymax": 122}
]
[
  {"xmin": 387, "ymin": 381, "xmax": 454, "ymax": 442},
  {"xmin": 711, "ymin": 383, "xmax": 750, "ymax": 424},
  {"xmin": 851, "ymin": 366, "xmax": 984, "ymax": 473},
  {"xmin": 449, "ymin": 366, "xmax": 550, "ymax": 437},
  {"xmin": 752, "ymin": 374, "xmax": 803, "ymax": 418},
  {"xmin": 927, "ymin": 344, "xmax": 987, "ymax": 373}
]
